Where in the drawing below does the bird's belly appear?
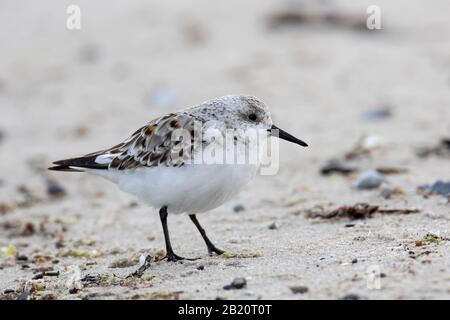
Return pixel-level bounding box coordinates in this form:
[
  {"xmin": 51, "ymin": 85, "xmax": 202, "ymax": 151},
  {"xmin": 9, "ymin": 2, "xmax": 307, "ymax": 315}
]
[{"xmin": 114, "ymin": 164, "xmax": 258, "ymax": 214}]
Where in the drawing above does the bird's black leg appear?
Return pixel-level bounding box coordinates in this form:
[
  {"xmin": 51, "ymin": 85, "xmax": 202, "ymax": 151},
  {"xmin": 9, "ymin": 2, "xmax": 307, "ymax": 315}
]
[
  {"xmin": 160, "ymin": 206, "xmax": 197, "ymax": 262},
  {"xmin": 189, "ymin": 214, "xmax": 224, "ymax": 255}
]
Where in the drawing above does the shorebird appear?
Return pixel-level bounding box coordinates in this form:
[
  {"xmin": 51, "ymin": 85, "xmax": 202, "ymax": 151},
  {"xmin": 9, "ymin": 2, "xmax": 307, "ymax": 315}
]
[{"xmin": 49, "ymin": 95, "xmax": 307, "ymax": 263}]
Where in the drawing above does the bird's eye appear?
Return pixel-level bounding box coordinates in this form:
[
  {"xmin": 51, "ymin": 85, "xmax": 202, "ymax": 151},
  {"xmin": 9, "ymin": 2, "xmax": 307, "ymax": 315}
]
[{"xmin": 248, "ymin": 113, "xmax": 257, "ymax": 121}]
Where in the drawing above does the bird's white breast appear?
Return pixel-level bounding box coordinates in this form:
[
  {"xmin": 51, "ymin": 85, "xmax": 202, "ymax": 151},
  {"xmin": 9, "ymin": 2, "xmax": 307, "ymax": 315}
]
[{"xmin": 94, "ymin": 163, "xmax": 258, "ymax": 214}]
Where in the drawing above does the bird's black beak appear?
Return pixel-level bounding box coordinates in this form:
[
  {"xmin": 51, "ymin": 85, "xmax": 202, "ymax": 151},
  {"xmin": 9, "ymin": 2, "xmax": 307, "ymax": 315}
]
[{"xmin": 269, "ymin": 124, "xmax": 308, "ymax": 147}]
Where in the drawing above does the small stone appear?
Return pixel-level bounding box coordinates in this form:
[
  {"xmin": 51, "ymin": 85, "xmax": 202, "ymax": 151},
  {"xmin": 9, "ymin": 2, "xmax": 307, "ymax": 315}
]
[
  {"xmin": 361, "ymin": 106, "xmax": 392, "ymax": 122},
  {"xmin": 351, "ymin": 259, "xmax": 358, "ymax": 264},
  {"xmin": 69, "ymin": 288, "xmax": 79, "ymax": 294},
  {"xmin": 3, "ymin": 289, "xmax": 14, "ymax": 294},
  {"xmin": 345, "ymin": 224, "xmax": 355, "ymax": 228},
  {"xmin": 197, "ymin": 265, "xmax": 205, "ymax": 271},
  {"xmin": 32, "ymin": 273, "xmax": 44, "ymax": 280},
  {"xmin": 233, "ymin": 204, "xmax": 245, "ymax": 213},
  {"xmin": 46, "ymin": 180, "xmax": 66, "ymax": 198},
  {"xmin": 356, "ymin": 170, "xmax": 387, "ymax": 190},
  {"xmin": 44, "ymin": 271, "xmax": 60, "ymax": 277},
  {"xmin": 268, "ymin": 222, "xmax": 277, "ymax": 230},
  {"xmin": 224, "ymin": 277, "xmax": 247, "ymax": 290},
  {"xmin": 16, "ymin": 254, "xmax": 29, "ymax": 261},
  {"xmin": 289, "ymin": 286, "xmax": 308, "ymax": 294},
  {"xmin": 428, "ymin": 181, "xmax": 450, "ymax": 196},
  {"xmin": 320, "ymin": 160, "xmax": 357, "ymax": 176}
]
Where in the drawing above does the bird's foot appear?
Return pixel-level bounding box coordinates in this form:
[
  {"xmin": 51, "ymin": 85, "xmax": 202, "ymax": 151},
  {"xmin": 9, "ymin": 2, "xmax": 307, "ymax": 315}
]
[
  {"xmin": 207, "ymin": 245, "xmax": 225, "ymax": 256},
  {"xmin": 164, "ymin": 252, "xmax": 199, "ymax": 262}
]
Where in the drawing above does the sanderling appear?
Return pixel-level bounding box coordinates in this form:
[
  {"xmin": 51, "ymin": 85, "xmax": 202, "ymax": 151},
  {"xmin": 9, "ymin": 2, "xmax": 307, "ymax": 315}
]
[{"xmin": 49, "ymin": 95, "xmax": 307, "ymax": 263}]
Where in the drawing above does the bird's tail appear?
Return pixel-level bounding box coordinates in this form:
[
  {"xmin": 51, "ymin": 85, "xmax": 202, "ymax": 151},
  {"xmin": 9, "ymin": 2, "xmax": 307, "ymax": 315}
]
[{"xmin": 48, "ymin": 155, "xmax": 109, "ymax": 172}]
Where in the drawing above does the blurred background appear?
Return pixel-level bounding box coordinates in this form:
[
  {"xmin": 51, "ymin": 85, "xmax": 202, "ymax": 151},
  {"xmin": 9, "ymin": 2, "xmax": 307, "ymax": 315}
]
[{"xmin": 0, "ymin": 0, "xmax": 449, "ymax": 299}]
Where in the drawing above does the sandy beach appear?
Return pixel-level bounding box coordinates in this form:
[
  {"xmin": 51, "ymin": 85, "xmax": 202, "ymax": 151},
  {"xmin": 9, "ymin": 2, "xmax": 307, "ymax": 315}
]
[{"xmin": 0, "ymin": 0, "xmax": 449, "ymax": 299}]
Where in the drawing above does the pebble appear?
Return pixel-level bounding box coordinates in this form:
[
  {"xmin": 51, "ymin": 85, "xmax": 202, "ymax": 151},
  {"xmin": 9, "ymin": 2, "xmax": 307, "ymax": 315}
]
[
  {"xmin": 268, "ymin": 222, "xmax": 277, "ymax": 230},
  {"xmin": 320, "ymin": 160, "xmax": 357, "ymax": 176},
  {"xmin": 289, "ymin": 286, "xmax": 308, "ymax": 294},
  {"xmin": 356, "ymin": 170, "xmax": 387, "ymax": 190},
  {"xmin": 32, "ymin": 273, "xmax": 44, "ymax": 280},
  {"xmin": 46, "ymin": 180, "xmax": 67, "ymax": 198},
  {"xmin": 3, "ymin": 289, "xmax": 14, "ymax": 294},
  {"xmin": 425, "ymin": 180, "xmax": 450, "ymax": 196},
  {"xmin": 197, "ymin": 265, "xmax": 205, "ymax": 271},
  {"xmin": 361, "ymin": 106, "xmax": 392, "ymax": 122},
  {"xmin": 16, "ymin": 254, "xmax": 29, "ymax": 261},
  {"xmin": 69, "ymin": 288, "xmax": 79, "ymax": 294},
  {"xmin": 351, "ymin": 259, "xmax": 358, "ymax": 264},
  {"xmin": 223, "ymin": 277, "xmax": 247, "ymax": 290},
  {"xmin": 233, "ymin": 204, "xmax": 245, "ymax": 213}
]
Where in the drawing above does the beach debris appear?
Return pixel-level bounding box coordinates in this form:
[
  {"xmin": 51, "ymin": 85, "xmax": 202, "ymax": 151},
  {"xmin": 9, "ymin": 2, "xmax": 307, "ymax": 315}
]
[
  {"xmin": 361, "ymin": 106, "xmax": 392, "ymax": 122},
  {"xmin": 320, "ymin": 159, "xmax": 357, "ymax": 176},
  {"xmin": 223, "ymin": 277, "xmax": 247, "ymax": 290},
  {"xmin": 0, "ymin": 203, "xmax": 14, "ymax": 215},
  {"xmin": 376, "ymin": 166, "xmax": 408, "ymax": 175},
  {"xmin": 0, "ymin": 245, "xmax": 17, "ymax": 258},
  {"xmin": 267, "ymin": 5, "xmax": 367, "ymax": 31},
  {"xmin": 306, "ymin": 203, "xmax": 419, "ymax": 220},
  {"xmin": 81, "ymin": 274, "xmax": 111, "ymax": 287},
  {"xmin": 416, "ymin": 138, "xmax": 450, "ymax": 158},
  {"xmin": 289, "ymin": 285, "xmax": 308, "ymax": 294},
  {"xmin": 418, "ymin": 180, "xmax": 450, "ymax": 198},
  {"xmin": 46, "ymin": 180, "xmax": 66, "ymax": 199},
  {"xmin": 416, "ymin": 233, "xmax": 449, "ymax": 247},
  {"xmin": 58, "ymin": 249, "xmax": 93, "ymax": 258},
  {"xmin": 380, "ymin": 187, "xmax": 404, "ymax": 199},
  {"xmin": 233, "ymin": 204, "xmax": 245, "ymax": 213},
  {"xmin": 345, "ymin": 135, "xmax": 384, "ymax": 160},
  {"xmin": 356, "ymin": 170, "xmax": 387, "ymax": 190},
  {"xmin": 127, "ymin": 255, "xmax": 152, "ymax": 278},
  {"xmin": 18, "ymin": 222, "xmax": 36, "ymax": 236}
]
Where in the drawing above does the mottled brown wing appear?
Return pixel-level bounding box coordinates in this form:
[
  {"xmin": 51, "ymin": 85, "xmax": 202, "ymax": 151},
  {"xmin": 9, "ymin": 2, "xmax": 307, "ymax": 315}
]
[{"xmin": 98, "ymin": 113, "xmax": 197, "ymax": 170}]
